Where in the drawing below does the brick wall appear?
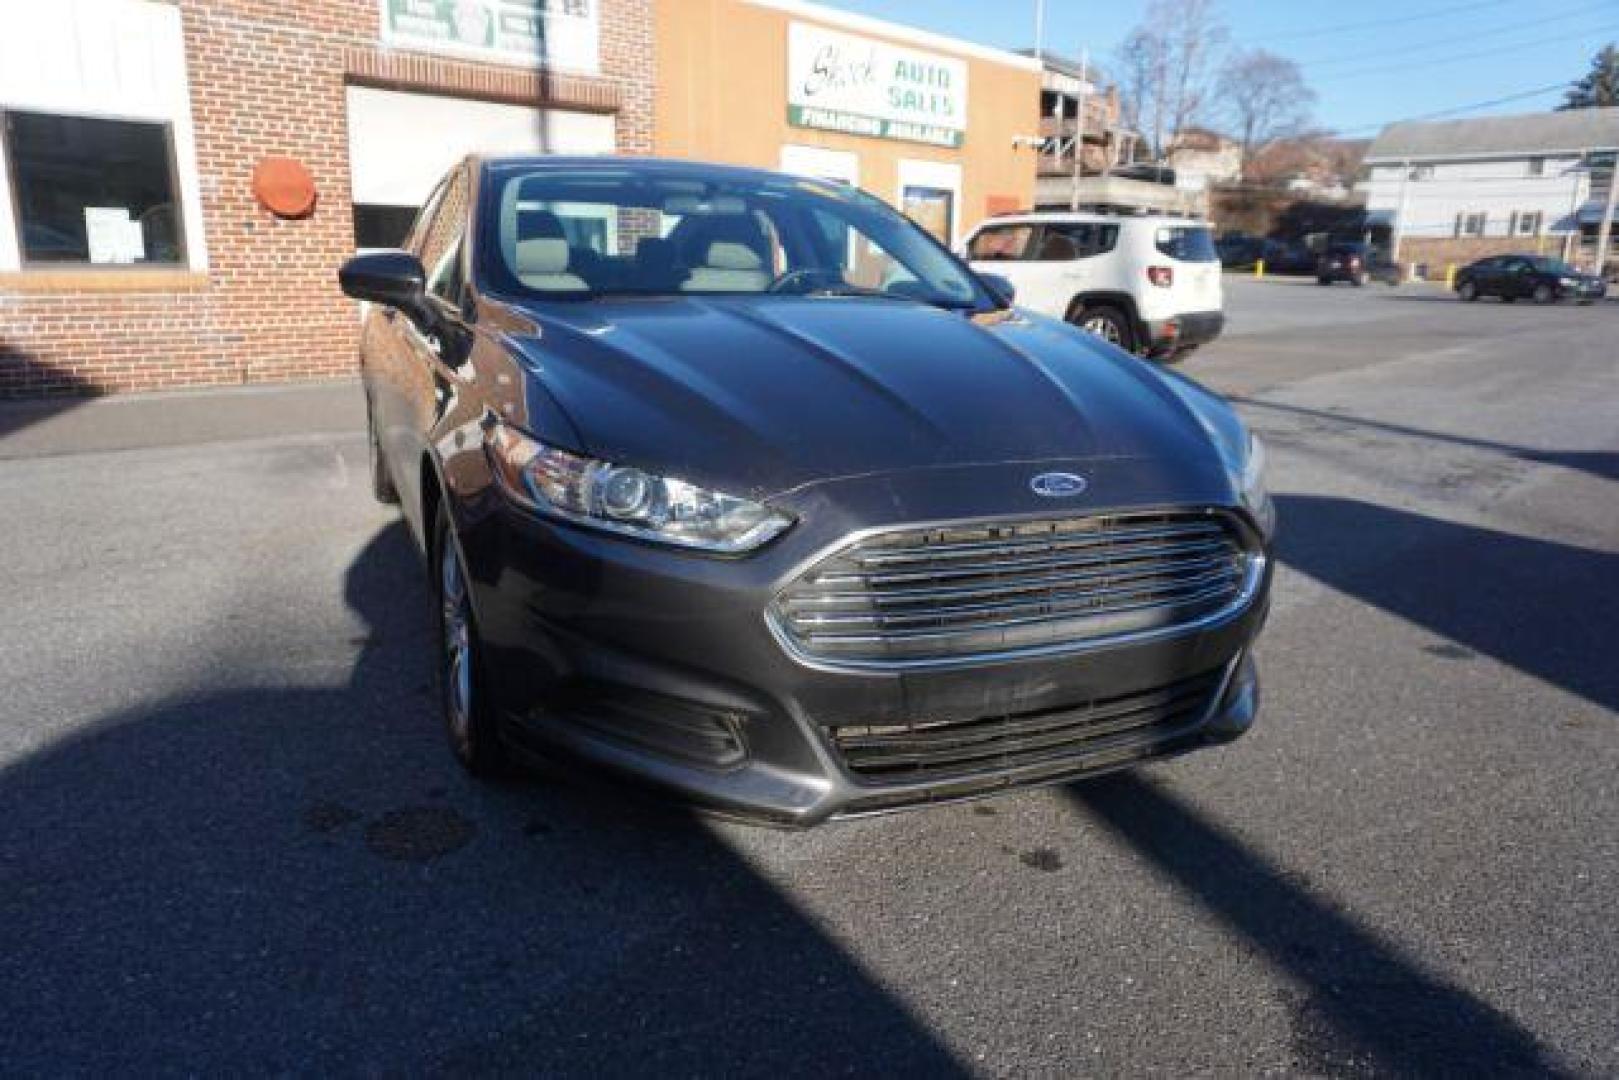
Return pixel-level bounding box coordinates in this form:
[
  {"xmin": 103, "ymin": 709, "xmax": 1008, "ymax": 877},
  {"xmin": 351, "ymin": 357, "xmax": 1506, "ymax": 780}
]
[{"xmin": 0, "ymin": 0, "xmax": 654, "ymax": 399}]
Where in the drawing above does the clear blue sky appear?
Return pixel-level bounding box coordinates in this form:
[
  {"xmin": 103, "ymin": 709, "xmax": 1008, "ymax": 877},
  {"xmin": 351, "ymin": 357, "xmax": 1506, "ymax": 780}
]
[{"xmin": 813, "ymin": 0, "xmax": 1618, "ymax": 136}]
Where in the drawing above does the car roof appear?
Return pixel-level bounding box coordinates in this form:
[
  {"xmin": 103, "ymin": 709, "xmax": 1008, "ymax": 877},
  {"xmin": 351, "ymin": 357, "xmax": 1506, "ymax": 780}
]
[
  {"xmin": 467, "ymin": 154, "xmax": 820, "ymax": 188},
  {"xmin": 972, "ymin": 212, "xmax": 1206, "ymax": 230}
]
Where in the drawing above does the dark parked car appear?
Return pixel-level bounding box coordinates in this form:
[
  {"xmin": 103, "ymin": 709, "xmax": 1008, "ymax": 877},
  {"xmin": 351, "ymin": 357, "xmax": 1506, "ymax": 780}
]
[
  {"xmin": 1316, "ymin": 242, "xmax": 1400, "ymax": 286},
  {"xmin": 1263, "ymin": 241, "xmax": 1318, "ymax": 276},
  {"xmin": 339, "ymin": 157, "xmax": 1275, "ymax": 826},
  {"xmin": 1217, "ymin": 234, "xmax": 1270, "ymax": 270},
  {"xmin": 1455, "ymin": 255, "xmax": 1606, "ymax": 303}
]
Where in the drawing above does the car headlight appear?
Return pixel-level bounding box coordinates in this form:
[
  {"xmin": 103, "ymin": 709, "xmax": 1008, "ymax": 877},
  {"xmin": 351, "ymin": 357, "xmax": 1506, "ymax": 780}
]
[
  {"xmin": 1560, "ymin": 277, "xmax": 1578, "ymax": 287},
  {"xmin": 1239, "ymin": 431, "xmax": 1276, "ymax": 539},
  {"xmin": 487, "ymin": 425, "xmax": 793, "ymax": 554}
]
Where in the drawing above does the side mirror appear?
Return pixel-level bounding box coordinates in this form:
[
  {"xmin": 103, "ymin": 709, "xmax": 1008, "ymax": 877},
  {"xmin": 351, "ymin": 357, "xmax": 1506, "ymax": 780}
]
[
  {"xmin": 978, "ymin": 272, "xmax": 1016, "ymax": 304},
  {"xmin": 339, "ymin": 250, "xmax": 432, "ymax": 328}
]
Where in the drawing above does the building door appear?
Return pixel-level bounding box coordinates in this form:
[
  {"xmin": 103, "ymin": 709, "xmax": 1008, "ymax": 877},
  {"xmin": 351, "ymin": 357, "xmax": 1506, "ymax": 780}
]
[
  {"xmin": 344, "ymin": 86, "xmax": 614, "ymax": 250},
  {"xmin": 896, "ymin": 159, "xmax": 962, "ymax": 247}
]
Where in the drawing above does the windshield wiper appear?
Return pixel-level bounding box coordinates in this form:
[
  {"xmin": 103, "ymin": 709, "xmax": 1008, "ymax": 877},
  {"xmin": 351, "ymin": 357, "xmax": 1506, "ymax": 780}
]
[{"xmin": 801, "ymin": 285, "xmax": 980, "ymax": 311}]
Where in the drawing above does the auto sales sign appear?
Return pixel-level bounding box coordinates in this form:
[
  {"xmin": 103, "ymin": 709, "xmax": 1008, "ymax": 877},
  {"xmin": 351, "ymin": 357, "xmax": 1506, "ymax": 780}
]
[{"xmin": 787, "ymin": 23, "xmax": 968, "ymax": 149}]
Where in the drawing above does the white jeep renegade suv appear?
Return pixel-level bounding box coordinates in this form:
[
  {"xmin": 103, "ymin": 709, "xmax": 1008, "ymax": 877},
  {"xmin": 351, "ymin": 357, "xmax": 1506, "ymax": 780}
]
[{"xmin": 963, "ymin": 212, "xmax": 1225, "ymax": 361}]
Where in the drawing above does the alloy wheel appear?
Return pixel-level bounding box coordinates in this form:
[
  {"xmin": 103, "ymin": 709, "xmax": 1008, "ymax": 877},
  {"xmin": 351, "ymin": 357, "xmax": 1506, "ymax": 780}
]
[
  {"xmin": 440, "ymin": 537, "xmax": 474, "ymax": 758},
  {"xmin": 1081, "ymin": 314, "xmax": 1123, "ymax": 346}
]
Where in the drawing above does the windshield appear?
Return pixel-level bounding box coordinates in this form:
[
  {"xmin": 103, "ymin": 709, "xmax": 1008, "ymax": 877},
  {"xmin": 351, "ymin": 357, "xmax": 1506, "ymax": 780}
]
[
  {"xmin": 1526, "ymin": 257, "xmax": 1576, "ymax": 275},
  {"xmin": 477, "ymin": 164, "xmax": 995, "ymax": 310},
  {"xmin": 1154, "ymin": 225, "xmax": 1218, "ymax": 263}
]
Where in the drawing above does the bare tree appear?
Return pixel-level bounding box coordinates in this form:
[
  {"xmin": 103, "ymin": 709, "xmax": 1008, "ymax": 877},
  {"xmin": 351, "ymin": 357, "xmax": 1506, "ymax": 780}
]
[
  {"xmin": 1115, "ymin": 0, "xmax": 1229, "ymax": 160},
  {"xmin": 1219, "ymin": 48, "xmax": 1316, "ymax": 176},
  {"xmin": 1114, "ymin": 27, "xmax": 1165, "ymax": 156}
]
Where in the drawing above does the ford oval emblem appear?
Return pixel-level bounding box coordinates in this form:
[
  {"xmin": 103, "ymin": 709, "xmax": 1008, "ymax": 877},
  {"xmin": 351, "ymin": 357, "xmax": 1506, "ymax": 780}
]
[{"xmin": 1030, "ymin": 472, "xmax": 1088, "ymax": 498}]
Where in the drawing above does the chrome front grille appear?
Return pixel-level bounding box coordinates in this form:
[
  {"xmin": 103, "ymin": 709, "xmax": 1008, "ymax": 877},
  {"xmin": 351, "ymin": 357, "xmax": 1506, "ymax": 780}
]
[
  {"xmin": 829, "ymin": 668, "xmax": 1225, "ymax": 785},
  {"xmin": 770, "ymin": 511, "xmax": 1256, "ymax": 666}
]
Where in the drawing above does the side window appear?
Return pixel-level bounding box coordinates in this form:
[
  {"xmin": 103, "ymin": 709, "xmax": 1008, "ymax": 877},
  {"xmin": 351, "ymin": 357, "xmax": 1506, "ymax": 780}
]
[
  {"xmin": 1032, "ymin": 222, "xmax": 1120, "ymax": 261},
  {"xmin": 418, "ymin": 170, "xmax": 470, "ymax": 304},
  {"xmin": 967, "ymin": 225, "xmax": 1033, "ymax": 261},
  {"xmin": 1033, "ymin": 226, "xmax": 1080, "ymax": 261}
]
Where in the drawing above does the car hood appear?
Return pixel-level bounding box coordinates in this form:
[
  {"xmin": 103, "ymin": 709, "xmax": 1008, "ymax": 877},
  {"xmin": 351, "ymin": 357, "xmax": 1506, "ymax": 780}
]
[{"xmin": 502, "ymin": 296, "xmax": 1229, "ymax": 501}]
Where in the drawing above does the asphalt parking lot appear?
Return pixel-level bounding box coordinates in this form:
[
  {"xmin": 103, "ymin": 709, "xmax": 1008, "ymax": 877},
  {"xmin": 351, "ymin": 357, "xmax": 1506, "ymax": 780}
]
[{"xmin": 1, "ymin": 279, "xmax": 1615, "ymax": 1074}]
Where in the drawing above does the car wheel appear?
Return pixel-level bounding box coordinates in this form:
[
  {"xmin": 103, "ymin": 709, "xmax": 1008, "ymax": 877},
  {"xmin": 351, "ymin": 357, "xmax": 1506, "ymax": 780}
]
[
  {"xmin": 435, "ymin": 503, "xmax": 509, "ymax": 777},
  {"xmin": 1354, "ymin": 272, "xmax": 1369, "ymax": 287},
  {"xmin": 1316, "ymin": 277, "xmax": 1332, "ymax": 286},
  {"xmin": 1532, "ymin": 283, "xmax": 1554, "ymax": 304},
  {"xmin": 1458, "ymin": 280, "xmax": 1478, "ymax": 301},
  {"xmin": 1075, "ymin": 305, "xmax": 1137, "ymax": 353},
  {"xmin": 367, "ymin": 398, "xmax": 399, "ymax": 505}
]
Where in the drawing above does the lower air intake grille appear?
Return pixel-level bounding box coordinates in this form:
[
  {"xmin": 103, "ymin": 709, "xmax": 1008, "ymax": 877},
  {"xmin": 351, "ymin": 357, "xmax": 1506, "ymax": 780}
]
[
  {"xmin": 771, "ymin": 511, "xmax": 1254, "ymax": 666},
  {"xmin": 829, "ymin": 669, "xmax": 1224, "ymax": 785}
]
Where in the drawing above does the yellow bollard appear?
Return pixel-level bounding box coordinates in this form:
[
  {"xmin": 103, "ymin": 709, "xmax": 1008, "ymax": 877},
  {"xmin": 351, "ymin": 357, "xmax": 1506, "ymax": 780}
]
[
  {"xmin": 1445, "ymin": 263, "xmax": 1456, "ymax": 289},
  {"xmin": 1255, "ymin": 259, "xmax": 1265, "ymax": 280}
]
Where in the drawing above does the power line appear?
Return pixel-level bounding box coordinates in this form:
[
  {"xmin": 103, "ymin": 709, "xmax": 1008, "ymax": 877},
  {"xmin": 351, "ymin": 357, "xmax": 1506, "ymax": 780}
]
[
  {"xmin": 1314, "ymin": 22, "xmax": 1619, "ymax": 83},
  {"xmin": 1255, "ymin": 0, "xmax": 1521, "ymax": 44},
  {"xmin": 1330, "ymin": 81, "xmax": 1575, "ymax": 136},
  {"xmin": 1297, "ymin": 2, "xmax": 1616, "ymax": 70}
]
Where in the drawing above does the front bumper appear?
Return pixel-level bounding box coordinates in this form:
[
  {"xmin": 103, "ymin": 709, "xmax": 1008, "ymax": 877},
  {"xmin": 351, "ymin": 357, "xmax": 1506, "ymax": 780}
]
[
  {"xmin": 458, "ymin": 465, "xmax": 1272, "ymax": 827},
  {"xmin": 1144, "ymin": 310, "xmax": 1225, "ymax": 355}
]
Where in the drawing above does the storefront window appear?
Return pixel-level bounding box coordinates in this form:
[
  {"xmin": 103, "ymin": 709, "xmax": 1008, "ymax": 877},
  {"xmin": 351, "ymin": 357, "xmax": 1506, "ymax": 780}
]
[{"xmin": 4, "ymin": 111, "xmax": 185, "ymax": 266}]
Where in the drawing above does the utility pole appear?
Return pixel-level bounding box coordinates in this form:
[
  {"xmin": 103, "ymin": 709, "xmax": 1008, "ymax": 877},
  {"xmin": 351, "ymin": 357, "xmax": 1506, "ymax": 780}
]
[
  {"xmin": 1391, "ymin": 160, "xmax": 1411, "ymax": 267},
  {"xmin": 1070, "ymin": 48, "xmax": 1089, "ymax": 212},
  {"xmin": 1034, "ymin": 0, "xmax": 1046, "ymax": 59},
  {"xmin": 1594, "ymin": 149, "xmax": 1617, "ymax": 278}
]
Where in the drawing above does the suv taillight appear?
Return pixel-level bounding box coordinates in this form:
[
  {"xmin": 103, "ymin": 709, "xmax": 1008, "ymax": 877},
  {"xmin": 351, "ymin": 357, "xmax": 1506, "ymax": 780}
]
[{"xmin": 1147, "ymin": 266, "xmax": 1174, "ymax": 288}]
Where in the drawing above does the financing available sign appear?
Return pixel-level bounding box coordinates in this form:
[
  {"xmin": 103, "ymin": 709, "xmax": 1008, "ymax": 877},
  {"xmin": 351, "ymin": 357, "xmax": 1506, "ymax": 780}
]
[
  {"xmin": 380, "ymin": 0, "xmax": 599, "ymax": 74},
  {"xmin": 787, "ymin": 22, "xmax": 968, "ymax": 149}
]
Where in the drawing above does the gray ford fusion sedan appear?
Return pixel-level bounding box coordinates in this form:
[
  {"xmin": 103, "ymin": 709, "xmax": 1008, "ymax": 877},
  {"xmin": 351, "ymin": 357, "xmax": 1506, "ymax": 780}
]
[{"xmin": 339, "ymin": 156, "xmax": 1275, "ymax": 826}]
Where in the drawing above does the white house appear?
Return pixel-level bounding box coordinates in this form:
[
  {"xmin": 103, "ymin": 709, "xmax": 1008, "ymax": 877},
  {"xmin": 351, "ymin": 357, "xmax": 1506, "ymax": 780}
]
[{"xmin": 1362, "ymin": 108, "xmax": 1619, "ymax": 270}]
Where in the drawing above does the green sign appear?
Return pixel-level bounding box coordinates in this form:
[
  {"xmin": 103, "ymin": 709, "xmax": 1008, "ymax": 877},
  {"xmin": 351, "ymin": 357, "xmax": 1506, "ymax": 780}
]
[
  {"xmin": 787, "ymin": 23, "xmax": 969, "ymax": 149},
  {"xmin": 786, "ymin": 105, "xmax": 963, "ymax": 149},
  {"xmin": 382, "ymin": 0, "xmax": 597, "ymax": 72}
]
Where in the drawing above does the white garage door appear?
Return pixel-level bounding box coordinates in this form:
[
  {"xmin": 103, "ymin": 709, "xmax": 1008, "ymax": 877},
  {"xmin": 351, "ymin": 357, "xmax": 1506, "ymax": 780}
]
[{"xmin": 345, "ymin": 85, "xmax": 615, "ymax": 248}]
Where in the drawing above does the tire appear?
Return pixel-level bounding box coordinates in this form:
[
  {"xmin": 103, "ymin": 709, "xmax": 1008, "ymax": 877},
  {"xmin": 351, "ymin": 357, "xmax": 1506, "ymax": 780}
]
[
  {"xmin": 367, "ymin": 398, "xmax": 399, "ymax": 505},
  {"xmin": 1074, "ymin": 305, "xmax": 1138, "ymax": 354},
  {"xmin": 1500, "ymin": 295, "xmax": 1515, "ymax": 304},
  {"xmin": 1316, "ymin": 277, "xmax": 1332, "ymax": 286},
  {"xmin": 1354, "ymin": 272, "xmax": 1369, "ymax": 288},
  {"xmin": 1457, "ymin": 280, "xmax": 1478, "ymax": 302},
  {"xmin": 1532, "ymin": 283, "xmax": 1554, "ymax": 304},
  {"xmin": 434, "ymin": 503, "xmax": 510, "ymax": 777}
]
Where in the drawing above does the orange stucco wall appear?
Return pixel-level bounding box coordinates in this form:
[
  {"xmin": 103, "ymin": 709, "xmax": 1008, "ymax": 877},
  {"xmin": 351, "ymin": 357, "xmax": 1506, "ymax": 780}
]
[{"xmin": 654, "ymin": 0, "xmax": 1040, "ymax": 245}]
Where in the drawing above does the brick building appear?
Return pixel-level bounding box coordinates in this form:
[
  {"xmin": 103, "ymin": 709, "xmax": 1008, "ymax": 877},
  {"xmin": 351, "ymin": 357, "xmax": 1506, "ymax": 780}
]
[{"xmin": 0, "ymin": 0, "xmax": 654, "ymax": 397}]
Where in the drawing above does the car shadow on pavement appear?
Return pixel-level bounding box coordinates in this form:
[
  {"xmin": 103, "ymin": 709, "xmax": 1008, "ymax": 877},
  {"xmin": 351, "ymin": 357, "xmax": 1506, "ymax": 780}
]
[
  {"xmin": 1232, "ymin": 397, "xmax": 1619, "ymax": 485},
  {"xmin": 1273, "ymin": 493, "xmax": 1619, "ymax": 712},
  {"xmin": 1065, "ymin": 775, "xmax": 1569, "ymax": 1077},
  {"xmin": 0, "ymin": 522, "xmax": 965, "ymax": 1075},
  {"xmin": 0, "ymin": 341, "xmax": 98, "ymax": 441}
]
